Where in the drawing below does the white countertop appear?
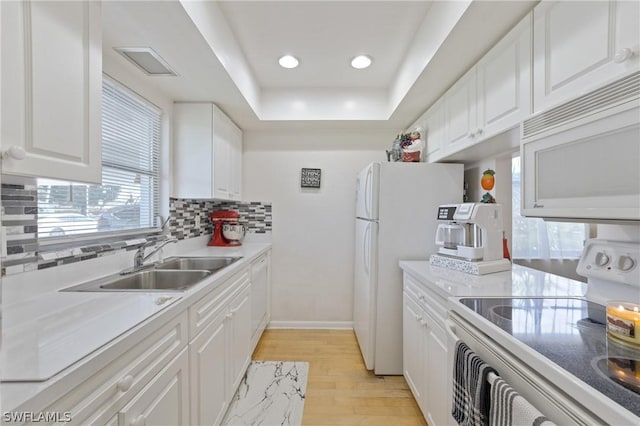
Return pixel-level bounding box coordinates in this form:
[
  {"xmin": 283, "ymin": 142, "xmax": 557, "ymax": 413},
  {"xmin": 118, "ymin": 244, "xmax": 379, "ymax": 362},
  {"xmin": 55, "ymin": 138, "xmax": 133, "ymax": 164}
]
[
  {"xmin": 400, "ymin": 260, "xmax": 639, "ymax": 424},
  {"xmin": 0, "ymin": 238, "xmax": 271, "ymax": 412},
  {"xmin": 399, "ymin": 261, "xmax": 587, "ymax": 299}
]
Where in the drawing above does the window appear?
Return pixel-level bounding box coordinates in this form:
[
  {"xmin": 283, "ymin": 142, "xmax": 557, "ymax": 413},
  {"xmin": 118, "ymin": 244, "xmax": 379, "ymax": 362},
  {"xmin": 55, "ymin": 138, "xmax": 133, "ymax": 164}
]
[
  {"xmin": 511, "ymin": 156, "xmax": 586, "ymax": 259},
  {"xmin": 37, "ymin": 78, "xmax": 161, "ymax": 239}
]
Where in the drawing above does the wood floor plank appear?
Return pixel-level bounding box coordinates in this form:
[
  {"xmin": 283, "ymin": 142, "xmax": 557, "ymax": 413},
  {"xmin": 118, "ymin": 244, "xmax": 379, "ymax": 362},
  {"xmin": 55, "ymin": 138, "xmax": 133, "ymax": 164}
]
[{"xmin": 252, "ymin": 329, "xmax": 428, "ymax": 426}]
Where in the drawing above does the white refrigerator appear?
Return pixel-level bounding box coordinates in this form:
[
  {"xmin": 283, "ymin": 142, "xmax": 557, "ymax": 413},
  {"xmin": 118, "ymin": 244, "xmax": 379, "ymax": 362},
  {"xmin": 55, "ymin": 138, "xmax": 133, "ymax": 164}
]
[{"xmin": 353, "ymin": 161, "xmax": 463, "ymax": 375}]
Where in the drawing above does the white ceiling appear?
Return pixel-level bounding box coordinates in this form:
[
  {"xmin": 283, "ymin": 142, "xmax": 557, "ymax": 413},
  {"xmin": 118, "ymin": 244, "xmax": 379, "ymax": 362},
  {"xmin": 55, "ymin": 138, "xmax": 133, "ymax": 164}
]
[
  {"xmin": 102, "ymin": 0, "xmax": 537, "ymax": 131},
  {"xmin": 217, "ymin": 1, "xmax": 432, "ymax": 89}
]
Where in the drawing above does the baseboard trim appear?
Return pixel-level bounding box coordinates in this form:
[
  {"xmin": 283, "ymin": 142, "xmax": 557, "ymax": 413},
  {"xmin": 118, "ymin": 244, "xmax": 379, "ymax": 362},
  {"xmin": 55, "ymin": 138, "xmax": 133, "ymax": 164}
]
[{"xmin": 267, "ymin": 320, "xmax": 353, "ymax": 330}]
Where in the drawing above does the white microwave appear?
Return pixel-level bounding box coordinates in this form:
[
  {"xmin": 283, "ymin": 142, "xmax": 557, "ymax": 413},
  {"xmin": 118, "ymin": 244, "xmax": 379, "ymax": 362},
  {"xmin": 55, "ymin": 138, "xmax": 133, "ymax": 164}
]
[{"xmin": 520, "ymin": 71, "xmax": 640, "ymax": 222}]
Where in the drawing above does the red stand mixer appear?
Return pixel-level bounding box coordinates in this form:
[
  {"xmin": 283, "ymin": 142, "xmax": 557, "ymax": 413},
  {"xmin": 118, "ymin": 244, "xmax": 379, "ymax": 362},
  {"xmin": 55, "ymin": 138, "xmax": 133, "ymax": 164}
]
[{"xmin": 208, "ymin": 210, "xmax": 245, "ymax": 246}]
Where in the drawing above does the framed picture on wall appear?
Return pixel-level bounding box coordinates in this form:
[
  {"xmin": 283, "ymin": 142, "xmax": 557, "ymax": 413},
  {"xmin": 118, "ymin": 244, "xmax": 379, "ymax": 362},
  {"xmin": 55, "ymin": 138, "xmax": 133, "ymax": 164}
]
[{"xmin": 301, "ymin": 168, "xmax": 321, "ymax": 188}]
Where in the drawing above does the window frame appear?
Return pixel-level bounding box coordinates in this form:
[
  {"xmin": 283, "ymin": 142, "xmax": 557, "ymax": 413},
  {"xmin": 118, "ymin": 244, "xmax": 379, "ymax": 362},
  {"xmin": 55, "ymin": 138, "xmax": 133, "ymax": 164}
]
[{"xmin": 37, "ymin": 76, "xmax": 163, "ymax": 246}]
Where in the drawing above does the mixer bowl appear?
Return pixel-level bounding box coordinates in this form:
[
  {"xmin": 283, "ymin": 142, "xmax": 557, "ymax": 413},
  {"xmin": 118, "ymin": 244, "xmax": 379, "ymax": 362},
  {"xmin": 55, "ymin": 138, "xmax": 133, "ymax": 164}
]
[{"xmin": 222, "ymin": 223, "xmax": 245, "ymax": 242}]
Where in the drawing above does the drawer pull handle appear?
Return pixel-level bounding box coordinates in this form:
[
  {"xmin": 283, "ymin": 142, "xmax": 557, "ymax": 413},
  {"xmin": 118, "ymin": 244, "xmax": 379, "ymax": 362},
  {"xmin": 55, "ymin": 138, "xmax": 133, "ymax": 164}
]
[
  {"xmin": 226, "ymin": 313, "xmax": 233, "ymax": 320},
  {"xmin": 131, "ymin": 414, "xmax": 146, "ymax": 426},
  {"xmin": 117, "ymin": 375, "xmax": 134, "ymax": 392},
  {"xmin": 420, "ymin": 319, "xmax": 428, "ymax": 327}
]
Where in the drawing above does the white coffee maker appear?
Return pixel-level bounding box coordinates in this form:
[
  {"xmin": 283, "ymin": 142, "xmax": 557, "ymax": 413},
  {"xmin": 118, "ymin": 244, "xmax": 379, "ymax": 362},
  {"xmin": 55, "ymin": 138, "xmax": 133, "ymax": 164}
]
[{"xmin": 431, "ymin": 203, "xmax": 511, "ymax": 275}]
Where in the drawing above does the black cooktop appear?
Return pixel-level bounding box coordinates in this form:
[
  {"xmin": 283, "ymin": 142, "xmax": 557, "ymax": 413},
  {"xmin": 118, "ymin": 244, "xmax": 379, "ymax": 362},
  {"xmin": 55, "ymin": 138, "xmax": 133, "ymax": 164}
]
[{"xmin": 459, "ymin": 297, "xmax": 640, "ymax": 416}]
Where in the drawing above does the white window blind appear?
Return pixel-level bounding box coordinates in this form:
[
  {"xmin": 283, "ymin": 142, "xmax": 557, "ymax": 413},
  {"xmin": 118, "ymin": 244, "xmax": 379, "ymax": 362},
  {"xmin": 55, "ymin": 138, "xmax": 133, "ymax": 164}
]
[
  {"xmin": 37, "ymin": 77, "xmax": 161, "ymax": 239},
  {"xmin": 511, "ymin": 156, "xmax": 586, "ymax": 259}
]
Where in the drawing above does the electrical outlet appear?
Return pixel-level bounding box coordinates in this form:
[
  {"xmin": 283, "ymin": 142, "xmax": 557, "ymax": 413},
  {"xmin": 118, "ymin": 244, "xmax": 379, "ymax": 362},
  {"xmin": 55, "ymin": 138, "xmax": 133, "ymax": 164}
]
[{"xmin": 194, "ymin": 215, "xmax": 201, "ymax": 228}]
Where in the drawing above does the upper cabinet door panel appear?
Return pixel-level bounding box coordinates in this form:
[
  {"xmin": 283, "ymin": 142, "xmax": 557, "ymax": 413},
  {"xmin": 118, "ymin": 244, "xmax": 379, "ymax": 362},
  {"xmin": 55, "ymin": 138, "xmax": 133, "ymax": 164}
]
[
  {"xmin": 477, "ymin": 12, "xmax": 532, "ymax": 139},
  {"xmin": 1, "ymin": 0, "xmax": 102, "ymax": 184},
  {"xmin": 444, "ymin": 69, "xmax": 476, "ymax": 149},
  {"xmin": 172, "ymin": 103, "xmax": 214, "ymax": 199},
  {"xmin": 533, "ymin": 0, "xmax": 640, "ymax": 112}
]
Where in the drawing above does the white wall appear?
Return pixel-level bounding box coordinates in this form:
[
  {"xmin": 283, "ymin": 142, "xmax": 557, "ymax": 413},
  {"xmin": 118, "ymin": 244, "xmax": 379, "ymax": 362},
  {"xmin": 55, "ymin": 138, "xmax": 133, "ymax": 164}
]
[
  {"xmin": 243, "ymin": 129, "xmax": 393, "ymax": 326},
  {"xmin": 463, "ymin": 154, "xmax": 513, "ymax": 255}
]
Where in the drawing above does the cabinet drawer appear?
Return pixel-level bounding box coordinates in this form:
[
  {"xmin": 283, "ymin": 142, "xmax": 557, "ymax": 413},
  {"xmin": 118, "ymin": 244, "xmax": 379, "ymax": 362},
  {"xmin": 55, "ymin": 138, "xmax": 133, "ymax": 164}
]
[
  {"xmin": 118, "ymin": 347, "xmax": 189, "ymax": 426},
  {"xmin": 189, "ymin": 270, "xmax": 249, "ymax": 340},
  {"xmin": 403, "ymin": 273, "xmax": 447, "ymax": 323},
  {"xmin": 39, "ymin": 311, "xmax": 188, "ymax": 426}
]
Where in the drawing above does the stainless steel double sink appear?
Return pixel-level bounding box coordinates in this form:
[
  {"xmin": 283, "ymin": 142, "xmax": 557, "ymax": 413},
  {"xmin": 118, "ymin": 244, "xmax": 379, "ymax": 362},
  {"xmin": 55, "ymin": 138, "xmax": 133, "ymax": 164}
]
[{"xmin": 62, "ymin": 256, "xmax": 242, "ymax": 292}]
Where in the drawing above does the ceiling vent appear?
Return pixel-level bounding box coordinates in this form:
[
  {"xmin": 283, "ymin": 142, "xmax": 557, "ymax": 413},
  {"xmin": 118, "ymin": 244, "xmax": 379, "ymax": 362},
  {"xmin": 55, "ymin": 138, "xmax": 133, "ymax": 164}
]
[{"xmin": 114, "ymin": 47, "xmax": 177, "ymax": 76}]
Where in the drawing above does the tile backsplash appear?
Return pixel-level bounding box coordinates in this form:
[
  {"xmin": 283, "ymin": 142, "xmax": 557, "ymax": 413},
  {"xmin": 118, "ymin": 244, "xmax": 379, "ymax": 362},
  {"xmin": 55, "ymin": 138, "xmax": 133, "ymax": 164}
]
[
  {"xmin": 0, "ymin": 175, "xmax": 272, "ymax": 276},
  {"xmin": 169, "ymin": 198, "xmax": 272, "ymax": 240},
  {"xmin": 1, "ymin": 178, "xmax": 39, "ymax": 275}
]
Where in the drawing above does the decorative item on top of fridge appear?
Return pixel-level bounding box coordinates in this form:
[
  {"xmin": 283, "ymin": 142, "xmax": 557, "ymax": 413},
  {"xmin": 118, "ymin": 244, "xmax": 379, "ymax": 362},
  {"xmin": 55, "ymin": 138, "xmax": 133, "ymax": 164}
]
[{"xmin": 385, "ymin": 131, "xmax": 424, "ymax": 162}]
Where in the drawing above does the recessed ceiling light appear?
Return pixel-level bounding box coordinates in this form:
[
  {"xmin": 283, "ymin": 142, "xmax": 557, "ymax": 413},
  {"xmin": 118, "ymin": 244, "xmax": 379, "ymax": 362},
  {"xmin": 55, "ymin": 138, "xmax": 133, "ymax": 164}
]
[
  {"xmin": 278, "ymin": 55, "xmax": 299, "ymax": 69},
  {"xmin": 351, "ymin": 55, "xmax": 372, "ymax": 69}
]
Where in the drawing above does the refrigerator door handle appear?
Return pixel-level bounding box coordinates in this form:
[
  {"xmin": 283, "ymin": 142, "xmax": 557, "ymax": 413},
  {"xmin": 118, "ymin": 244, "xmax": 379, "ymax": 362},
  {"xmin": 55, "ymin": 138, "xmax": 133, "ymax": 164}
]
[
  {"xmin": 363, "ymin": 222, "xmax": 371, "ymax": 276},
  {"xmin": 364, "ymin": 166, "xmax": 372, "ymax": 218}
]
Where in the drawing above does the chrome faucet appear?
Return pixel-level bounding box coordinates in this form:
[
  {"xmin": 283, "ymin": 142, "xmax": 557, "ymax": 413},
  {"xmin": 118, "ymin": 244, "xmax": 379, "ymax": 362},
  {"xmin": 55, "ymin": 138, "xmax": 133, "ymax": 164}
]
[{"xmin": 121, "ymin": 239, "xmax": 178, "ymax": 274}]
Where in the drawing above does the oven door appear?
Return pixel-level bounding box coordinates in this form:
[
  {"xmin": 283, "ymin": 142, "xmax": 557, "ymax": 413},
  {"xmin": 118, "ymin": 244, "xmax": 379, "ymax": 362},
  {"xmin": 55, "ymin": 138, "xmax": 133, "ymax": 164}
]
[{"xmin": 445, "ymin": 312, "xmax": 608, "ymax": 425}]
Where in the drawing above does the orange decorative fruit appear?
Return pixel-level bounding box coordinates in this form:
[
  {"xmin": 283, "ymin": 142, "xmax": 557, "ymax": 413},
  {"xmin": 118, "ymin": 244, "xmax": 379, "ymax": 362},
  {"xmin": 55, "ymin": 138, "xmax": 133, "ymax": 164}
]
[{"xmin": 481, "ymin": 169, "xmax": 495, "ymax": 190}]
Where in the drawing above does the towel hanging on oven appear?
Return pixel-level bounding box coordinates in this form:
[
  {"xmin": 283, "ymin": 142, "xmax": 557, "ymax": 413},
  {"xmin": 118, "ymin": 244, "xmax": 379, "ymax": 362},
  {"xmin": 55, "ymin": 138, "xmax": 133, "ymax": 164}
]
[
  {"xmin": 452, "ymin": 340, "xmax": 497, "ymax": 426},
  {"xmin": 488, "ymin": 372, "xmax": 556, "ymax": 426}
]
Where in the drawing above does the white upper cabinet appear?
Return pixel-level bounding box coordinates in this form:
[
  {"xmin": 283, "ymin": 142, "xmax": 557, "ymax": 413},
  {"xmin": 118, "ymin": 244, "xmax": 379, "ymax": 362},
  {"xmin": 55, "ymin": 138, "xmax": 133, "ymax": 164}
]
[
  {"xmin": 476, "ymin": 13, "xmax": 532, "ymax": 139},
  {"xmin": 532, "ymin": 0, "xmax": 640, "ymax": 112},
  {"xmin": 422, "ymin": 99, "xmax": 446, "ymax": 161},
  {"xmin": 173, "ymin": 103, "xmax": 243, "ymax": 200},
  {"xmin": 1, "ymin": 0, "xmax": 102, "ymax": 184},
  {"xmin": 433, "ymin": 12, "xmax": 532, "ymax": 162},
  {"xmin": 443, "ymin": 67, "xmax": 478, "ymax": 153}
]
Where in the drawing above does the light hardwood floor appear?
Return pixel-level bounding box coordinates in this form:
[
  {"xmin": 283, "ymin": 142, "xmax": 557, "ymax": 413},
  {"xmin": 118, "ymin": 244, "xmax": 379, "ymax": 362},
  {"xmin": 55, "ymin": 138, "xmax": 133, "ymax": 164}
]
[{"xmin": 252, "ymin": 329, "xmax": 429, "ymax": 426}]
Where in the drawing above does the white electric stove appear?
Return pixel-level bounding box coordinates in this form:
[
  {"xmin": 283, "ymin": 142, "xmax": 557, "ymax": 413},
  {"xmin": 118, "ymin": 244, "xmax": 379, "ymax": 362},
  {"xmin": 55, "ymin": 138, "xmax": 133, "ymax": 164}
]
[{"xmin": 448, "ymin": 239, "xmax": 640, "ymax": 425}]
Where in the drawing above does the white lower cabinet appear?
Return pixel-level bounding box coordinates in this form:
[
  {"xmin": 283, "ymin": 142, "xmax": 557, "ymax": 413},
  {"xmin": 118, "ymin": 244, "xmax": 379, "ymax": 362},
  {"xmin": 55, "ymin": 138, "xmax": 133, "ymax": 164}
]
[
  {"xmin": 402, "ymin": 294, "xmax": 424, "ymax": 400},
  {"xmin": 403, "ymin": 273, "xmax": 451, "ymax": 426},
  {"xmin": 190, "ymin": 307, "xmax": 229, "ymax": 426},
  {"xmin": 23, "ymin": 253, "xmax": 272, "ymax": 426},
  {"xmin": 228, "ymin": 285, "xmax": 252, "ymax": 394},
  {"xmin": 118, "ymin": 347, "xmax": 190, "ymax": 426},
  {"xmin": 33, "ymin": 311, "xmax": 188, "ymax": 426},
  {"xmin": 189, "ymin": 270, "xmax": 252, "ymax": 426},
  {"xmin": 423, "ymin": 313, "xmax": 449, "ymax": 426},
  {"xmin": 250, "ymin": 252, "xmax": 271, "ymax": 351}
]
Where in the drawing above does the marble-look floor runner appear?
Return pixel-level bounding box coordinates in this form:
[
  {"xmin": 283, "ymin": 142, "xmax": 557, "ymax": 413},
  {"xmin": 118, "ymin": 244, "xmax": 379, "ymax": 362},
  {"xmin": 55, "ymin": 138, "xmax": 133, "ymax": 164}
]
[{"xmin": 222, "ymin": 361, "xmax": 309, "ymax": 426}]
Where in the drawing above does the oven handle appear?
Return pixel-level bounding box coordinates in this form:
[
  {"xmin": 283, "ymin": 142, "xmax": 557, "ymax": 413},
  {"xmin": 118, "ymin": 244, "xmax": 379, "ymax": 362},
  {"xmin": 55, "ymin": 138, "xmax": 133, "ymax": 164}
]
[{"xmin": 445, "ymin": 318, "xmax": 460, "ymax": 343}]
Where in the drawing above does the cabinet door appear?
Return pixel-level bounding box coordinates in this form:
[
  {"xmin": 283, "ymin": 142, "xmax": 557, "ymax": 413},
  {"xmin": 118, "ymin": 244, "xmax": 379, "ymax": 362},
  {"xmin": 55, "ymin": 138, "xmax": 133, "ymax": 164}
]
[
  {"xmin": 213, "ymin": 107, "xmax": 232, "ymax": 200},
  {"xmin": 402, "ymin": 293, "xmax": 424, "ymax": 410},
  {"xmin": 423, "ymin": 99, "xmax": 445, "ymax": 161},
  {"xmin": 119, "ymin": 348, "xmax": 189, "ymax": 426},
  {"xmin": 424, "ymin": 321, "xmax": 450, "ymax": 426},
  {"xmin": 228, "ymin": 285, "xmax": 252, "ymax": 394},
  {"xmin": 250, "ymin": 254, "xmax": 269, "ymax": 349},
  {"xmin": 1, "ymin": 0, "xmax": 102, "ymax": 184},
  {"xmin": 533, "ymin": 0, "xmax": 640, "ymax": 112},
  {"xmin": 444, "ymin": 69, "xmax": 477, "ymax": 152},
  {"xmin": 173, "ymin": 103, "xmax": 214, "ymax": 198},
  {"xmin": 190, "ymin": 310, "xmax": 229, "ymax": 426},
  {"xmin": 229, "ymin": 124, "xmax": 243, "ymax": 201},
  {"xmin": 477, "ymin": 13, "xmax": 532, "ymax": 139}
]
